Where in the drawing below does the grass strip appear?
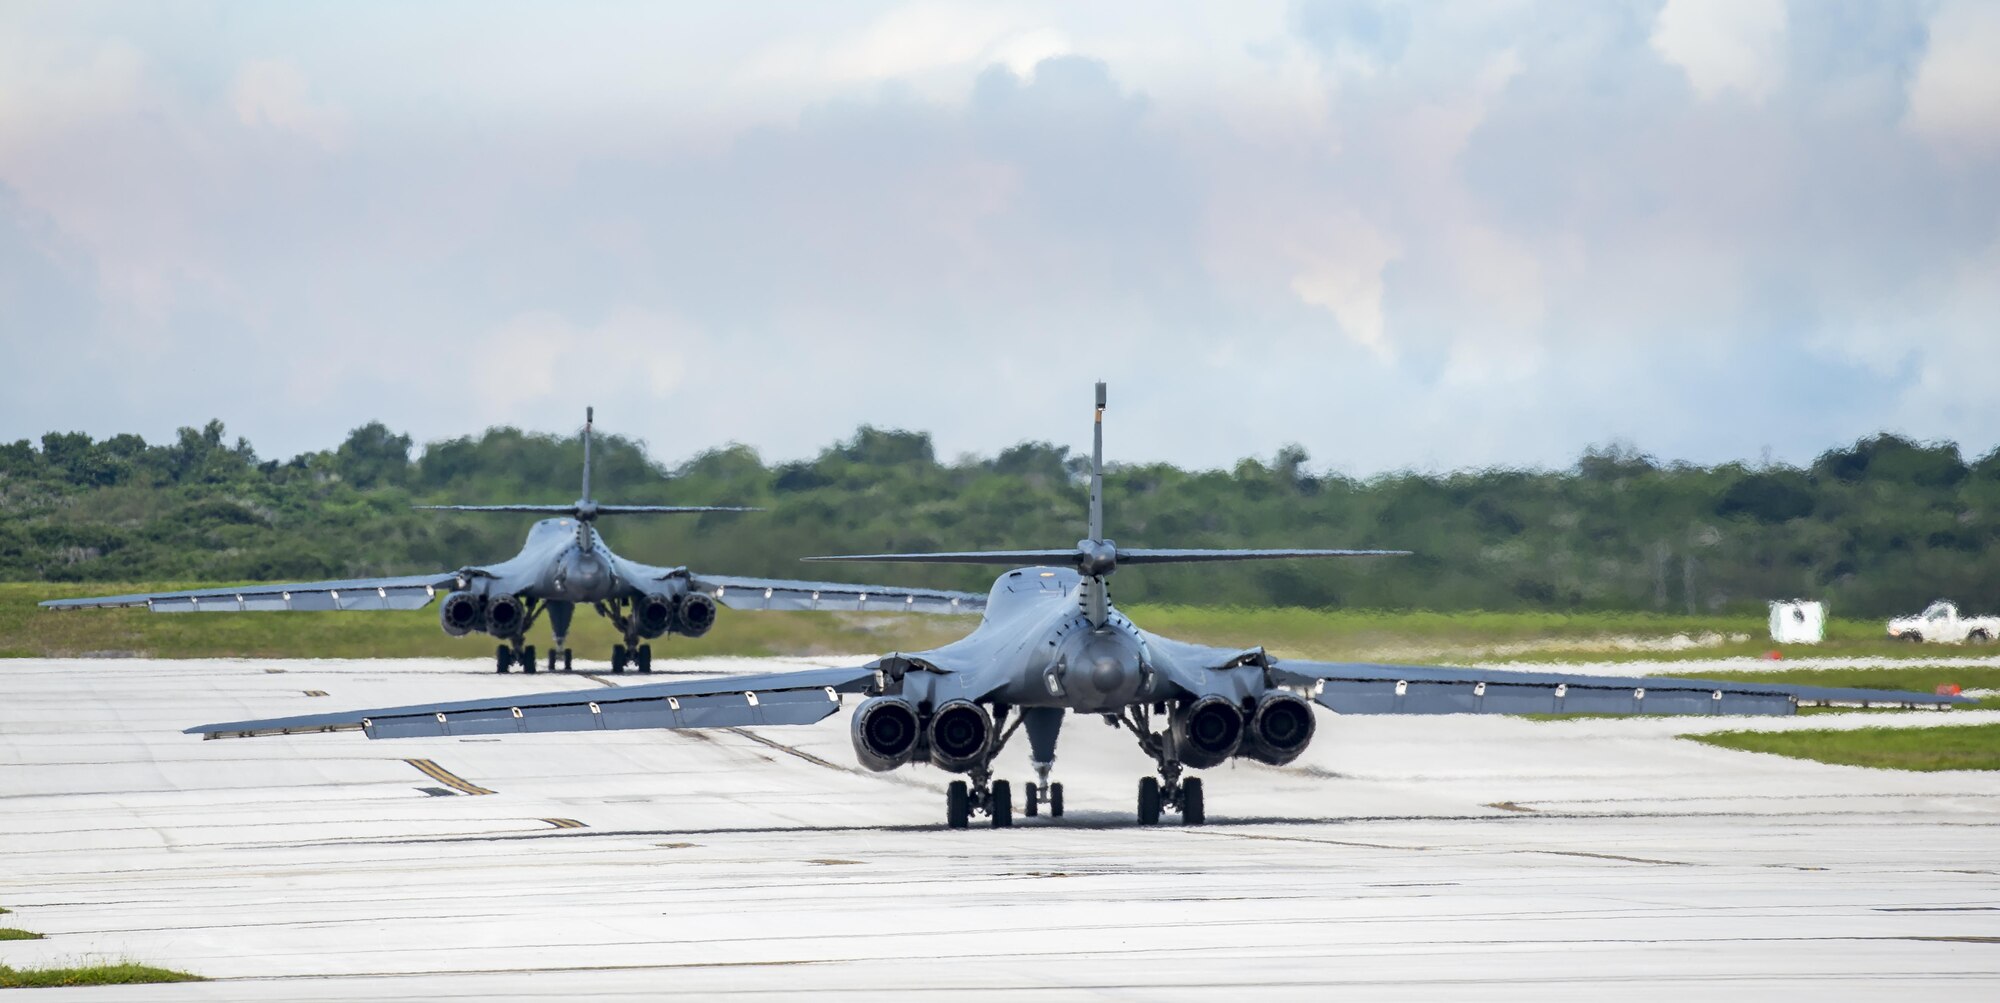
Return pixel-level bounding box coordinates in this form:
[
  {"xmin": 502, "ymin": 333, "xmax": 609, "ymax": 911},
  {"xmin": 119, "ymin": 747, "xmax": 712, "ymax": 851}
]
[
  {"xmin": 1684, "ymin": 722, "xmax": 2000, "ymax": 772},
  {"xmin": 0, "ymin": 963, "xmax": 203, "ymax": 988},
  {"xmin": 0, "ymin": 929, "xmax": 43, "ymax": 941}
]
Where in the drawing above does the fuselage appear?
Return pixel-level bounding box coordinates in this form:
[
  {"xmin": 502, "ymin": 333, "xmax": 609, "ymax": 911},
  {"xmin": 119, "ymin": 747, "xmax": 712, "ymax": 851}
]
[
  {"xmin": 921, "ymin": 566, "xmax": 1168, "ymax": 714},
  {"xmin": 466, "ymin": 518, "xmax": 653, "ymax": 604}
]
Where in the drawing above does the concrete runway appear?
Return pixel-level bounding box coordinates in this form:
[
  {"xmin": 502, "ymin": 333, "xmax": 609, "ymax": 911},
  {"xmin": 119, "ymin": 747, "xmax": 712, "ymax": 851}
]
[{"xmin": 3, "ymin": 655, "xmax": 1997, "ymax": 999}]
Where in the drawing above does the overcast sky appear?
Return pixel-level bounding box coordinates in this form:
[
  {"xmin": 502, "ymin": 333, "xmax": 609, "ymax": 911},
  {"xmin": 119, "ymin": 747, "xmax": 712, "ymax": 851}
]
[{"xmin": 3, "ymin": 0, "xmax": 1996, "ymax": 475}]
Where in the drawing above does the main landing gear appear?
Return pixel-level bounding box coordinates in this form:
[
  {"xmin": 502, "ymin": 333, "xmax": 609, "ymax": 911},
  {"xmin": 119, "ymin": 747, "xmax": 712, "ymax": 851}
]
[
  {"xmin": 1119, "ymin": 704, "xmax": 1206, "ymax": 826},
  {"xmin": 495, "ymin": 641, "xmax": 539, "ymax": 674},
  {"xmin": 609, "ymin": 643, "xmax": 653, "ymax": 674}
]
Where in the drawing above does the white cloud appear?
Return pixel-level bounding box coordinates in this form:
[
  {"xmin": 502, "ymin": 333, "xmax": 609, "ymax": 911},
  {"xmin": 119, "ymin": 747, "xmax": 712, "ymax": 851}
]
[
  {"xmin": 1906, "ymin": 0, "xmax": 2000, "ymax": 162},
  {"xmin": 1650, "ymin": 0, "xmax": 1787, "ymax": 102},
  {"xmin": 228, "ymin": 59, "xmax": 348, "ymax": 150}
]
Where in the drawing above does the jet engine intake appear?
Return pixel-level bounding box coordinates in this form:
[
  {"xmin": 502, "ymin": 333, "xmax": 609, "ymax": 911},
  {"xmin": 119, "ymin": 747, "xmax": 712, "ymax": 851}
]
[
  {"xmin": 675, "ymin": 592, "xmax": 718, "ymax": 637},
  {"xmin": 850, "ymin": 696, "xmax": 922, "ymax": 772},
  {"xmin": 438, "ymin": 591, "xmax": 483, "ymax": 636},
  {"xmin": 1238, "ymin": 691, "xmax": 1317, "ymax": 766},
  {"xmin": 1173, "ymin": 695, "xmax": 1244, "ymax": 769},
  {"xmin": 485, "ymin": 593, "xmax": 525, "ymax": 636},
  {"xmin": 634, "ymin": 592, "xmax": 677, "ymax": 639},
  {"xmin": 926, "ymin": 700, "xmax": 993, "ymax": 772}
]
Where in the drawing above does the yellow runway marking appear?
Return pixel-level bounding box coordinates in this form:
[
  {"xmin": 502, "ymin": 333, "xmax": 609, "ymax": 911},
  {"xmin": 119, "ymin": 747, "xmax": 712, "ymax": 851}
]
[
  {"xmin": 541, "ymin": 817, "xmax": 588, "ymax": 829},
  {"xmin": 303, "ymin": 690, "xmax": 328, "ymax": 697},
  {"xmin": 402, "ymin": 758, "xmax": 495, "ymax": 796}
]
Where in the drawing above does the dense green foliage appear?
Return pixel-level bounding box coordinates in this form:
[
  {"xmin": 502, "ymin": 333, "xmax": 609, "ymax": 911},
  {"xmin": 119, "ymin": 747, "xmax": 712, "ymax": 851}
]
[
  {"xmin": 4, "ymin": 420, "xmax": 1998, "ymax": 617},
  {"xmin": 1686, "ymin": 723, "xmax": 2000, "ymax": 772}
]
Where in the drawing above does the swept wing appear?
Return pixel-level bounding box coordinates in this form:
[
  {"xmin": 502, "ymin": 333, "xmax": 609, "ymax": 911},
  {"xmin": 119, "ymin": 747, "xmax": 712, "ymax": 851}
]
[
  {"xmin": 1267, "ymin": 659, "xmax": 1971, "ymax": 715},
  {"xmin": 189, "ymin": 664, "xmax": 879, "ymax": 740},
  {"xmin": 40, "ymin": 572, "xmax": 465, "ymax": 613},
  {"xmin": 689, "ymin": 573, "xmax": 985, "ymax": 614}
]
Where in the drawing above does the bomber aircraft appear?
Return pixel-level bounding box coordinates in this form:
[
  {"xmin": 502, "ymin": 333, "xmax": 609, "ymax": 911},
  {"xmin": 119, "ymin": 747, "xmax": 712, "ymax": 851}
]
[
  {"xmin": 42, "ymin": 409, "xmax": 983, "ymax": 674},
  {"xmin": 186, "ymin": 386, "xmax": 1971, "ymax": 827}
]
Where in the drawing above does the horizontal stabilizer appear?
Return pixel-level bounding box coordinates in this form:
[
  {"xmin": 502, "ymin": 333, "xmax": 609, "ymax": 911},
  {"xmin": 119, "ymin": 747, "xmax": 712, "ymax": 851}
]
[
  {"xmin": 804, "ymin": 547, "xmax": 1409, "ymax": 567},
  {"xmin": 417, "ymin": 504, "xmax": 758, "ymax": 515}
]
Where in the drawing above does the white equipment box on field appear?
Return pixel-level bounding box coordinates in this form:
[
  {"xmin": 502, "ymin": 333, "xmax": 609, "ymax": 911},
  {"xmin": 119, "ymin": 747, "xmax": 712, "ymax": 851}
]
[{"xmin": 1768, "ymin": 600, "xmax": 1825, "ymax": 644}]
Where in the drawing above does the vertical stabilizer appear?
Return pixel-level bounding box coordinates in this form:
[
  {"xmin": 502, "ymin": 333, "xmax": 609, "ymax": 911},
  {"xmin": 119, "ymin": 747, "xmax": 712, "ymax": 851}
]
[
  {"xmin": 581, "ymin": 407, "xmax": 594, "ymax": 505},
  {"xmin": 1088, "ymin": 382, "xmax": 1106, "ymax": 543}
]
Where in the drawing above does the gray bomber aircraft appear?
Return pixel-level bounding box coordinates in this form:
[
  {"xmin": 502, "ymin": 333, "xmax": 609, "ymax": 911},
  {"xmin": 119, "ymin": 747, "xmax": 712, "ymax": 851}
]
[
  {"xmin": 42, "ymin": 409, "xmax": 984, "ymax": 675},
  {"xmin": 186, "ymin": 386, "xmax": 1971, "ymax": 827}
]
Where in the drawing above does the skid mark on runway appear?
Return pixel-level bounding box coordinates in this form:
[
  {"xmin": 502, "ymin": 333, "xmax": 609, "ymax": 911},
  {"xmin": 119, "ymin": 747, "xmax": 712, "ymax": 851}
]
[
  {"xmin": 402, "ymin": 759, "xmax": 494, "ymax": 796},
  {"xmin": 1535, "ymin": 849, "xmax": 1691, "ymax": 866}
]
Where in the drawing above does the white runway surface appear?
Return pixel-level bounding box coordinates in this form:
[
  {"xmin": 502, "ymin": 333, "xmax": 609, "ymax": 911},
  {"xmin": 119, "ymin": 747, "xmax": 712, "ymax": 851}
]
[{"xmin": 3, "ymin": 656, "xmax": 1998, "ymax": 1000}]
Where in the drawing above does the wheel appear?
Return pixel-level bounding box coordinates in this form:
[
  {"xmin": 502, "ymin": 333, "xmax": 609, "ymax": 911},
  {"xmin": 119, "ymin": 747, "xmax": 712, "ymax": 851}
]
[
  {"xmin": 1050, "ymin": 782, "xmax": 1064, "ymax": 818},
  {"xmin": 1182, "ymin": 777, "xmax": 1205, "ymax": 826},
  {"xmin": 611, "ymin": 643, "xmax": 627, "ymax": 673},
  {"xmin": 990, "ymin": 780, "xmax": 1012, "ymax": 828},
  {"xmin": 495, "ymin": 644, "xmax": 512, "ymax": 673},
  {"xmin": 522, "ymin": 645, "xmax": 537, "ymax": 674},
  {"xmin": 1024, "ymin": 782, "xmax": 1040, "ymax": 817},
  {"xmin": 546, "ymin": 648, "xmax": 556, "ymax": 672},
  {"xmin": 638, "ymin": 644, "xmax": 653, "ymax": 673},
  {"xmin": 946, "ymin": 780, "xmax": 970, "ymax": 829},
  {"xmin": 562, "ymin": 649, "xmax": 574, "ymax": 671},
  {"xmin": 1137, "ymin": 776, "xmax": 1161, "ymax": 826}
]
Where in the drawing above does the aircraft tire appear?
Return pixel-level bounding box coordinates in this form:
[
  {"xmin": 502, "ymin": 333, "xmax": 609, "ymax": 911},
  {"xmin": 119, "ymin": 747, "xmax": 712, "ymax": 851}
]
[
  {"xmin": 947, "ymin": 781, "xmax": 970, "ymax": 829},
  {"xmin": 1138, "ymin": 777, "xmax": 1161, "ymax": 826},
  {"xmin": 1024, "ymin": 783, "xmax": 1039, "ymax": 817},
  {"xmin": 638, "ymin": 645, "xmax": 653, "ymax": 673},
  {"xmin": 990, "ymin": 780, "xmax": 1012, "ymax": 828},
  {"xmin": 495, "ymin": 644, "xmax": 512, "ymax": 674},
  {"xmin": 1182, "ymin": 777, "xmax": 1205, "ymax": 826},
  {"xmin": 611, "ymin": 644, "xmax": 627, "ymax": 673},
  {"xmin": 562, "ymin": 649, "xmax": 573, "ymax": 672},
  {"xmin": 1050, "ymin": 782, "xmax": 1064, "ymax": 817},
  {"xmin": 522, "ymin": 645, "xmax": 537, "ymax": 674}
]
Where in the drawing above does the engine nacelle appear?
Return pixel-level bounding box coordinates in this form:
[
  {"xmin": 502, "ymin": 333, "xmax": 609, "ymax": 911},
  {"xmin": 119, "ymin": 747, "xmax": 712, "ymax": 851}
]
[
  {"xmin": 484, "ymin": 593, "xmax": 526, "ymax": 636},
  {"xmin": 437, "ymin": 591, "xmax": 483, "ymax": 636},
  {"xmin": 926, "ymin": 700, "xmax": 993, "ymax": 773},
  {"xmin": 1238, "ymin": 691, "xmax": 1317, "ymax": 766},
  {"xmin": 634, "ymin": 592, "xmax": 677, "ymax": 639},
  {"xmin": 850, "ymin": 696, "xmax": 922, "ymax": 772},
  {"xmin": 676, "ymin": 592, "xmax": 718, "ymax": 638},
  {"xmin": 1173, "ymin": 695, "xmax": 1245, "ymax": 769}
]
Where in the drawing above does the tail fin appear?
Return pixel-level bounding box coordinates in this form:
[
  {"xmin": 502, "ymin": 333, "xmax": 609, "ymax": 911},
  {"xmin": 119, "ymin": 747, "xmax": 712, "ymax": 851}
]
[
  {"xmin": 1089, "ymin": 381, "xmax": 1105, "ymax": 543},
  {"xmin": 415, "ymin": 406, "xmax": 759, "ymax": 521},
  {"xmin": 581, "ymin": 406, "xmax": 594, "ymax": 505},
  {"xmin": 805, "ymin": 382, "xmax": 1408, "ymax": 578}
]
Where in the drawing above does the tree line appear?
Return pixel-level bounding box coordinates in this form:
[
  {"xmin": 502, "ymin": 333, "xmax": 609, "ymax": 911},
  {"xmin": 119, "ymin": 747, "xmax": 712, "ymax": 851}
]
[{"xmin": 3, "ymin": 419, "xmax": 1995, "ymax": 617}]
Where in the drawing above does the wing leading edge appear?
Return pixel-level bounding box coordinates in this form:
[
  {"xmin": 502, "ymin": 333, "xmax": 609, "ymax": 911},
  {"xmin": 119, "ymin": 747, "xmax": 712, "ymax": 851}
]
[
  {"xmin": 40, "ymin": 572, "xmax": 464, "ymax": 613},
  {"xmin": 188, "ymin": 665, "xmax": 880, "ymax": 740},
  {"xmin": 1267, "ymin": 660, "xmax": 1972, "ymax": 716}
]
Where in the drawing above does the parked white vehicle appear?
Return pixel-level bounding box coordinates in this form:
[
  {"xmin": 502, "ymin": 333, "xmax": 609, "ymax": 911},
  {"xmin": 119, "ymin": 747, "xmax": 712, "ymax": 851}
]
[{"xmin": 1885, "ymin": 601, "xmax": 2000, "ymax": 644}]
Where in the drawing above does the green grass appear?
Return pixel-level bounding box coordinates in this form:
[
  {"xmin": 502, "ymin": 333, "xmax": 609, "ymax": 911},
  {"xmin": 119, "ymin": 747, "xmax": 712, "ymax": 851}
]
[
  {"xmin": 0, "ymin": 963, "xmax": 204, "ymax": 988},
  {"xmin": 0, "ymin": 929, "xmax": 43, "ymax": 941},
  {"xmin": 7, "ymin": 583, "xmax": 1982, "ymax": 664},
  {"xmin": 1685, "ymin": 723, "xmax": 2000, "ymax": 771}
]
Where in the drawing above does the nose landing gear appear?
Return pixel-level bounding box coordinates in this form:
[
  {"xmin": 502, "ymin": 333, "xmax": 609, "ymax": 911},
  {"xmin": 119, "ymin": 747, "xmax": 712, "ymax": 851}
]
[{"xmin": 946, "ymin": 775, "xmax": 1013, "ymax": 829}]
